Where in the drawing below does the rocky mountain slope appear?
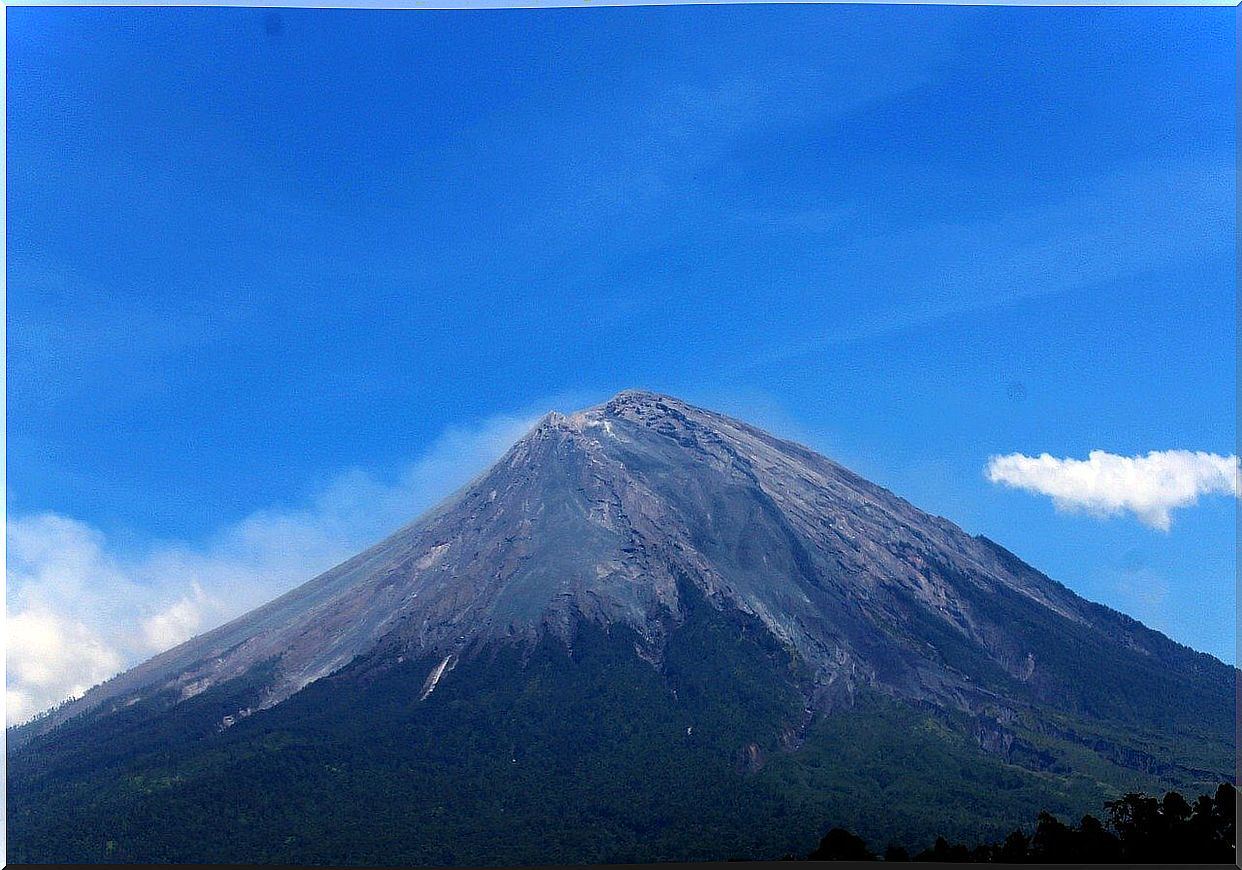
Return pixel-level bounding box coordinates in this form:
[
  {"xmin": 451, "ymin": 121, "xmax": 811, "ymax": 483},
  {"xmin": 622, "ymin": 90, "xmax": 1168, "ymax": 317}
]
[{"xmin": 8, "ymin": 390, "xmax": 1235, "ymax": 863}]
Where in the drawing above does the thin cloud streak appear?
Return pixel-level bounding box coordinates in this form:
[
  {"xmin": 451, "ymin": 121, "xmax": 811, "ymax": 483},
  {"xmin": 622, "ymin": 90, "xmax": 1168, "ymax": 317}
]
[{"xmin": 723, "ymin": 159, "xmax": 1233, "ymax": 377}]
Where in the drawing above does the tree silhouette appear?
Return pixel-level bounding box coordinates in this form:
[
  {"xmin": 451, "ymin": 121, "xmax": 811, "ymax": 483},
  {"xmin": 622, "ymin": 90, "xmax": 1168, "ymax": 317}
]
[
  {"xmin": 1031, "ymin": 810, "xmax": 1076, "ymax": 858},
  {"xmin": 804, "ymin": 782, "xmax": 1236, "ymax": 863},
  {"xmin": 995, "ymin": 828, "xmax": 1029, "ymax": 862},
  {"xmin": 809, "ymin": 828, "xmax": 876, "ymax": 861},
  {"xmin": 913, "ymin": 836, "xmax": 971, "ymax": 861},
  {"xmin": 1075, "ymin": 813, "xmax": 1121, "ymax": 862}
]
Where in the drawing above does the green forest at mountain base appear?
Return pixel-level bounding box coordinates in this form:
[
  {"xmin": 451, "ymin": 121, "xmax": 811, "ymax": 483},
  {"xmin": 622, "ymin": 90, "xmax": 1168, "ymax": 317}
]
[{"xmin": 7, "ymin": 591, "xmax": 1233, "ymax": 865}]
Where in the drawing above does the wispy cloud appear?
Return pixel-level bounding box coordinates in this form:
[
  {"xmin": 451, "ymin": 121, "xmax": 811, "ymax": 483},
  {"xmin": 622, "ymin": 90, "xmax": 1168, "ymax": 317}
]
[
  {"xmin": 985, "ymin": 449, "xmax": 1239, "ymax": 531},
  {"xmin": 5, "ymin": 410, "xmax": 541, "ymax": 726},
  {"xmin": 725, "ymin": 159, "xmax": 1233, "ymax": 375}
]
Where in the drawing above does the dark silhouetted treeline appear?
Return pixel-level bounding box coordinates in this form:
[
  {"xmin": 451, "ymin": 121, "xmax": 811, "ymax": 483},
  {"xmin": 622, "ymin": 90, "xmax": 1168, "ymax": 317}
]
[{"xmin": 804, "ymin": 782, "xmax": 1235, "ymax": 862}]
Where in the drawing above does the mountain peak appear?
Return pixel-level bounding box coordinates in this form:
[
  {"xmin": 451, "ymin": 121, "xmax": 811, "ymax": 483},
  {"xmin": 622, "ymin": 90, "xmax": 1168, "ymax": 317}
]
[
  {"xmin": 12, "ymin": 393, "xmax": 1236, "ymax": 866},
  {"xmin": 534, "ymin": 409, "xmax": 570, "ymax": 429},
  {"xmin": 532, "ymin": 390, "xmax": 704, "ymax": 439},
  {"xmin": 607, "ymin": 387, "xmax": 668, "ymax": 404},
  {"xmin": 606, "ymin": 388, "xmax": 704, "ymax": 415},
  {"xmin": 18, "ymin": 391, "xmax": 1228, "ymax": 760}
]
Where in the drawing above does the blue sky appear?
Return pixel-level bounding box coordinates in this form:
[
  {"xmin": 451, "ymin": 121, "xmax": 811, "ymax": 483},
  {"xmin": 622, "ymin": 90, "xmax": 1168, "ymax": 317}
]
[{"xmin": 5, "ymin": 6, "xmax": 1236, "ymax": 718}]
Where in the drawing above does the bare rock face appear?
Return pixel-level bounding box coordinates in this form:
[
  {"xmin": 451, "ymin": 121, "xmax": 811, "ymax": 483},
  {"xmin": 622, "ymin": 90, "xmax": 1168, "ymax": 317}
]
[{"xmin": 16, "ymin": 390, "xmax": 1233, "ymax": 746}]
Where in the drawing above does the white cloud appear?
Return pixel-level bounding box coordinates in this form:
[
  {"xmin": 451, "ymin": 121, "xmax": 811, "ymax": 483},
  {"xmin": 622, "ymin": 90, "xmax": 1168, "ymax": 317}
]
[
  {"xmin": 5, "ymin": 609, "xmax": 124, "ymax": 725},
  {"xmin": 140, "ymin": 583, "xmax": 210, "ymax": 653},
  {"xmin": 986, "ymin": 449, "xmax": 1240, "ymax": 531},
  {"xmin": 5, "ymin": 409, "xmax": 542, "ymax": 726}
]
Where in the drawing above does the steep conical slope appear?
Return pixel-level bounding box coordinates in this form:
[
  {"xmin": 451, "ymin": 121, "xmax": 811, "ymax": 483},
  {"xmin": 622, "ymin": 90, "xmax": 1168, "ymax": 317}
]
[{"xmin": 8, "ymin": 391, "xmax": 1236, "ymax": 864}]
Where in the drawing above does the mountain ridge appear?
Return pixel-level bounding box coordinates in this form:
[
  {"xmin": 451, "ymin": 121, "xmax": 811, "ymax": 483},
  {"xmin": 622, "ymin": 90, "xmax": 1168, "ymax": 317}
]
[
  {"xmin": 8, "ymin": 390, "xmax": 1235, "ymax": 864},
  {"xmin": 12, "ymin": 390, "xmax": 1234, "ymax": 744}
]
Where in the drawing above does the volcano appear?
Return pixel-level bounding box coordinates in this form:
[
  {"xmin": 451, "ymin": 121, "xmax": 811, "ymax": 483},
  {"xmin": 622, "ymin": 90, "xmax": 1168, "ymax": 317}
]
[{"xmin": 8, "ymin": 391, "xmax": 1235, "ymax": 864}]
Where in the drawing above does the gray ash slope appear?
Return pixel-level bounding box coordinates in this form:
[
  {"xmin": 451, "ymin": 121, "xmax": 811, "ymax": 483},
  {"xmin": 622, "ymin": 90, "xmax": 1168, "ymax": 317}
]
[
  {"xmin": 9, "ymin": 390, "xmax": 1237, "ymax": 864},
  {"xmin": 14, "ymin": 390, "xmax": 1235, "ymax": 773}
]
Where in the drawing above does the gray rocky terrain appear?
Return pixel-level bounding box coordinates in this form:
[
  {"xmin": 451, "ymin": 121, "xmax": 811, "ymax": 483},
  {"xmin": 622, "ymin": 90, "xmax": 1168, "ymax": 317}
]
[{"xmin": 17, "ymin": 390, "xmax": 1231, "ymax": 763}]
